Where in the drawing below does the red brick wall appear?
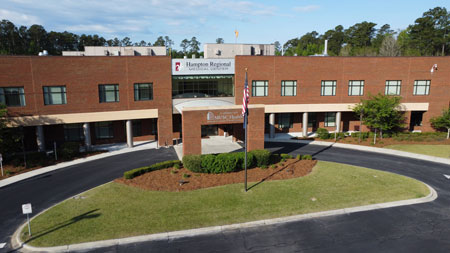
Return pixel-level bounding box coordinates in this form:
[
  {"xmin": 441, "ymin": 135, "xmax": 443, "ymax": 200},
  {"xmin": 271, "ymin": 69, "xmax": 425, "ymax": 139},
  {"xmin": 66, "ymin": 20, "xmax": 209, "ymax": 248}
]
[{"xmin": 235, "ymin": 56, "xmax": 450, "ymax": 131}]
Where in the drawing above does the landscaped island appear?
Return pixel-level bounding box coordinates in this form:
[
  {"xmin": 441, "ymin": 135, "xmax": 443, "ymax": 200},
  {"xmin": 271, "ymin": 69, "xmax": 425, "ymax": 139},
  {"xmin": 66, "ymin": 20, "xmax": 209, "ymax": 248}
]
[{"xmin": 20, "ymin": 152, "xmax": 430, "ymax": 247}]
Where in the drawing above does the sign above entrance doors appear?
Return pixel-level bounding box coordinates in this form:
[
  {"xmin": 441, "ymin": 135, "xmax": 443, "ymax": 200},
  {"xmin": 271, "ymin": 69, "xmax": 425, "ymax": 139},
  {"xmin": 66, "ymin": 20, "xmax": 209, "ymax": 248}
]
[
  {"xmin": 207, "ymin": 111, "xmax": 243, "ymax": 123},
  {"xmin": 172, "ymin": 59, "xmax": 235, "ymax": 75}
]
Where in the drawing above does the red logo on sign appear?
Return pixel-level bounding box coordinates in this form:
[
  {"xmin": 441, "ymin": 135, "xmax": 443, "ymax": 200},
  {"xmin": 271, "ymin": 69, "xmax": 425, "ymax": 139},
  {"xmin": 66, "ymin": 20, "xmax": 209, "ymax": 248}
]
[{"xmin": 175, "ymin": 62, "xmax": 181, "ymax": 71}]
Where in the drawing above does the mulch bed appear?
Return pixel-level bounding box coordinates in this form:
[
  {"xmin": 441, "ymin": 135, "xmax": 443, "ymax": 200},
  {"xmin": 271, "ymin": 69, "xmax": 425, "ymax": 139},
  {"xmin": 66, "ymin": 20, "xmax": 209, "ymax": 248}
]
[{"xmin": 115, "ymin": 159, "xmax": 317, "ymax": 192}]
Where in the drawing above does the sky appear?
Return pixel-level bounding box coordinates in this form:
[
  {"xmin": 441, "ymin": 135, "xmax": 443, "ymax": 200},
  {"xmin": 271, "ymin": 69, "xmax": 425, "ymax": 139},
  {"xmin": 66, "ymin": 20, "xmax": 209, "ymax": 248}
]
[{"xmin": 1, "ymin": 0, "xmax": 448, "ymax": 49}]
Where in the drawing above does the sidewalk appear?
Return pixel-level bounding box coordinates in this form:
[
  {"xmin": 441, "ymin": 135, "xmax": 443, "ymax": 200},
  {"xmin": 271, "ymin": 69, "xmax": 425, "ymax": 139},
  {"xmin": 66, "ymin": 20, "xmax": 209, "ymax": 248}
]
[{"xmin": 0, "ymin": 141, "xmax": 160, "ymax": 189}]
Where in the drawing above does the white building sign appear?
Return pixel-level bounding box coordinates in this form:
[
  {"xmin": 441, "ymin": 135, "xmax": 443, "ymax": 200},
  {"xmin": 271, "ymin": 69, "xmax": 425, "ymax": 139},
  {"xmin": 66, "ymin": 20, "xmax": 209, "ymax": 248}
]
[{"xmin": 172, "ymin": 59, "xmax": 234, "ymax": 75}]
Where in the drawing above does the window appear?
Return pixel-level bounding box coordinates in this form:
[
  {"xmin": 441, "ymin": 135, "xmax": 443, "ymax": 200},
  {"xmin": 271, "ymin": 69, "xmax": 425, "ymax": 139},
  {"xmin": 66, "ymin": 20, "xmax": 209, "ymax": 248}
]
[
  {"xmin": 307, "ymin": 112, "xmax": 316, "ymax": 128},
  {"xmin": 278, "ymin": 113, "xmax": 292, "ymax": 128},
  {"xmin": 324, "ymin": 112, "xmax": 336, "ymax": 127},
  {"xmin": 252, "ymin": 81, "xmax": 268, "ymax": 97},
  {"xmin": 0, "ymin": 87, "xmax": 26, "ymax": 107},
  {"xmin": 281, "ymin": 81, "xmax": 296, "ymax": 96},
  {"xmin": 95, "ymin": 121, "xmax": 114, "ymax": 139},
  {"xmin": 413, "ymin": 80, "xmax": 430, "ymax": 96},
  {"xmin": 321, "ymin": 81, "xmax": 336, "ymax": 96},
  {"xmin": 151, "ymin": 119, "xmax": 157, "ymax": 135},
  {"xmin": 64, "ymin": 123, "xmax": 84, "ymax": 141},
  {"xmin": 132, "ymin": 120, "xmax": 142, "ymax": 137},
  {"xmin": 43, "ymin": 86, "xmax": 66, "ymax": 105},
  {"xmin": 348, "ymin": 80, "xmax": 364, "ymax": 96},
  {"xmin": 134, "ymin": 83, "xmax": 153, "ymax": 101},
  {"xmin": 99, "ymin": 84, "xmax": 119, "ymax": 102},
  {"xmin": 385, "ymin": 80, "xmax": 401, "ymax": 95}
]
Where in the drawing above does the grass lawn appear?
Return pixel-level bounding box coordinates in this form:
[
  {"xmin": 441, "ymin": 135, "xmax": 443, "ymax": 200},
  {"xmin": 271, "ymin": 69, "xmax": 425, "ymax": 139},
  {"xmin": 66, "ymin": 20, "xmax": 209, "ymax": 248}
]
[
  {"xmin": 22, "ymin": 161, "xmax": 429, "ymax": 247},
  {"xmin": 385, "ymin": 144, "xmax": 450, "ymax": 158}
]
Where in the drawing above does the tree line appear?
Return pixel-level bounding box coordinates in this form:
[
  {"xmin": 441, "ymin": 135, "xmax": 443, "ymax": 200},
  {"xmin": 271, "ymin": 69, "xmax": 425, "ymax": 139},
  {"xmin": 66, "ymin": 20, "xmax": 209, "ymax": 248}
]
[
  {"xmin": 0, "ymin": 6, "xmax": 448, "ymax": 57},
  {"xmin": 279, "ymin": 7, "xmax": 449, "ymax": 57}
]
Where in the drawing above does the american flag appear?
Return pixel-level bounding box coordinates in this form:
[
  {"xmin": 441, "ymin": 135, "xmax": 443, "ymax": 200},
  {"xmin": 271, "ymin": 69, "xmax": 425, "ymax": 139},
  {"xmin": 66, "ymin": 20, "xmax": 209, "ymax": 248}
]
[{"xmin": 242, "ymin": 71, "xmax": 249, "ymax": 116}]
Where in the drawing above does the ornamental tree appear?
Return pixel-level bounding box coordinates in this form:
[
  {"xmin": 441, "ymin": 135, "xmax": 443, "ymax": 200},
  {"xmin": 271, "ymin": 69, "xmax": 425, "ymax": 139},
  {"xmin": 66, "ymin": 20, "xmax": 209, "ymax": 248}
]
[
  {"xmin": 353, "ymin": 93, "xmax": 405, "ymax": 144},
  {"xmin": 430, "ymin": 108, "xmax": 450, "ymax": 139}
]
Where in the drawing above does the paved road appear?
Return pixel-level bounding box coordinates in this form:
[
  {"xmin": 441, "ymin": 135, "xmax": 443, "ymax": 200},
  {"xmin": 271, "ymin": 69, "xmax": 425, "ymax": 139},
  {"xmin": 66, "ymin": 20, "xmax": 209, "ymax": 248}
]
[
  {"xmin": 0, "ymin": 147, "xmax": 178, "ymax": 252},
  {"xmin": 90, "ymin": 142, "xmax": 450, "ymax": 253}
]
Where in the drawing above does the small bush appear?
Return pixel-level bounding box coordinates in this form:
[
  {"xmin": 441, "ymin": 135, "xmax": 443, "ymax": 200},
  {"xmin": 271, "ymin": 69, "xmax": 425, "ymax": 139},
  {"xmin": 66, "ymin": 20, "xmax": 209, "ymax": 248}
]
[
  {"xmin": 271, "ymin": 164, "xmax": 276, "ymax": 169},
  {"xmin": 173, "ymin": 163, "xmax": 180, "ymax": 170},
  {"xmin": 302, "ymin": 155, "xmax": 313, "ymax": 160},
  {"xmin": 261, "ymin": 165, "xmax": 268, "ymax": 169},
  {"xmin": 182, "ymin": 173, "xmax": 190, "ymax": 179},
  {"xmin": 211, "ymin": 153, "xmax": 239, "ymax": 173},
  {"xmin": 280, "ymin": 153, "xmax": 292, "ymax": 160},
  {"xmin": 124, "ymin": 160, "xmax": 182, "ymax": 179},
  {"xmin": 58, "ymin": 142, "xmax": 80, "ymax": 159},
  {"xmin": 316, "ymin": 128, "xmax": 330, "ymax": 139},
  {"xmin": 233, "ymin": 152, "xmax": 255, "ymax": 170},
  {"xmin": 270, "ymin": 153, "xmax": 281, "ymax": 164},
  {"xmin": 249, "ymin": 149, "xmax": 271, "ymax": 167},
  {"xmin": 281, "ymin": 158, "xmax": 286, "ymax": 162},
  {"xmin": 182, "ymin": 155, "xmax": 202, "ymax": 173},
  {"xmin": 201, "ymin": 154, "xmax": 216, "ymax": 173},
  {"xmin": 296, "ymin": 154, "xmax": 301, "ymax": 160}
]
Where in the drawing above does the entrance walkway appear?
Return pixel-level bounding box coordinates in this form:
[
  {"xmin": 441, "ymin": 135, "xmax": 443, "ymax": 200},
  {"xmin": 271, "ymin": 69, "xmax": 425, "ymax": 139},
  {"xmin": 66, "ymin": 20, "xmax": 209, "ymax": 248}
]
[{"xmin": 174, "ymin": 136, "xmax": 244, "ymax": 159}]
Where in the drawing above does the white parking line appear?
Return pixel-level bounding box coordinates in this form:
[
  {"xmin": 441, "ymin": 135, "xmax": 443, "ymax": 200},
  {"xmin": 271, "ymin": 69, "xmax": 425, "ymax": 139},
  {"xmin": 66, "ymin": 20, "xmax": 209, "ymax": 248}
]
[{"xmin": 0, "ymin": 242, "xmax": 6, "ymax": 248}]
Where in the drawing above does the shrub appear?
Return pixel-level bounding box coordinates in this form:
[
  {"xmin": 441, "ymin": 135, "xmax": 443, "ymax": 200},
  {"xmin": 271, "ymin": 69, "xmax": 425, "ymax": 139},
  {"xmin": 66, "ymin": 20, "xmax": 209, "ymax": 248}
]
[
  {"xmin": 249, "ymin": 149, "xmax": 271, "ymax": 167},
  {"xmin": 201, "ymin": 154, "xmax": 216, "ymax": 173},
  {"xmin": 173, "ymin": 163, "xmax": 180, "ymax": 170},
  {"xmin": 280, "ymin": 153, "xmax": 292, "ymax": 160},
  {"xmin": 296, "ymin": 154, "xmax": 301, "ymax": 160},
  {"xmin": 270, "ymin": 153, "xmax": 281, "ymax": 164},
  {"xmin": 271, "ymin": 164, "xmax": 276, "ymax": 169},
  {"xmin": 233, "ymin": 152, "xmax": 255, "ymax": 169},
  {"xmin": 182, "ymin": 173, "xmax": 190, "ymax": 178},
  {"xmin": 211, "ymin": 153, "xmax": 239, "ymax": 173},
  {"xmin": 261, "ymin": 165, "xmax": 268, "ymax": 169},
  {"xmin": 182, "ymin": 155, "xmax": 202, "ymax": 173},
  {"xmin": 302, "ymin": 155, "xmax": 313, "ymax": 160},
  {"xmin": 59, "ymin": 142, "xmax": 80, "ymax": 159},
  {"xmin": 316, "ymin": 128, "xmax": 330, "ymax": 139},
  {"xmin": 124, "ymin": 160, "xmax": 181, "ymax": 179}
]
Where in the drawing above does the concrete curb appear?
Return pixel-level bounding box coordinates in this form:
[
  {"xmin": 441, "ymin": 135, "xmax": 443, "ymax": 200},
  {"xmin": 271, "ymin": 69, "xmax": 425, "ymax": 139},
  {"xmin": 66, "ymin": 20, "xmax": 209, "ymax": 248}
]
[
  {"xmin": 266, "ymin": 139, "xmax": 450, "ymax": 165},
  {"xmin": 0, "ymin": 143, "xmax": 159, "ymax": 189},
  {"xmin": 14, "ymin": 183, "xmax": 437, "ymax": 252}
]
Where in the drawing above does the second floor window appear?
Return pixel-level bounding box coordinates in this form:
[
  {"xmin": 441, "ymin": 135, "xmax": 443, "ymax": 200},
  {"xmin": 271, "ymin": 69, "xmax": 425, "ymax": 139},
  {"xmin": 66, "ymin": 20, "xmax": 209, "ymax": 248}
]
[
  {"xmin": 99, "ymin": 84, "xmax": 119, "ymax": 103},
  {"xmin": 0, "ymin": 87, "xmax": 26, "ymax": 107},
  {"xmin": 252, "ymin": 80, "xmax": 268, "ymax": 97},
  {"xmin": 348, "ymin": 80, "xmax": 364, "ymax": 96},
  {"xmin": 321, "ymin": 81, "xmax": 336, "ymax": 96},
  {"xmin": 134, "ymin": 83, "xmax": 153, "ymax": 101},
  {"xmin": 413, "ymin": 80, "xmax": 430, "ymax": 95},
  {"xmin": 43, "ymin": 86, "xmax": 67, "ymax": 105},
  {"xmin": 281, "ymin": 81, "xmax": 297, "ymax": 96},
  {"xmin": 385, "ymin": 80, "xmax": 401, "ymax": 95}
]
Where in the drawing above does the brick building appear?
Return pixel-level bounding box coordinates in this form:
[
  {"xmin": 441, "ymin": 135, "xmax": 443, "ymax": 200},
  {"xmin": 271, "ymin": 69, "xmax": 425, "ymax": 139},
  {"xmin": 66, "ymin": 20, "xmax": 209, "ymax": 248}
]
[{"xmin": 0, "ymin": 54, "xmax": 448, "ymax": 155}]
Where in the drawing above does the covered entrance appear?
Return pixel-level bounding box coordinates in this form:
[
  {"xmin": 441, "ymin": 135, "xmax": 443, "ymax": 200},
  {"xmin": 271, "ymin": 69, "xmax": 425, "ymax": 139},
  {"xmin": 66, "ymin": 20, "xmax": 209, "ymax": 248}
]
[{"xmin": 182, "ymin": 105, "xmax": 265, "ymax": 156}]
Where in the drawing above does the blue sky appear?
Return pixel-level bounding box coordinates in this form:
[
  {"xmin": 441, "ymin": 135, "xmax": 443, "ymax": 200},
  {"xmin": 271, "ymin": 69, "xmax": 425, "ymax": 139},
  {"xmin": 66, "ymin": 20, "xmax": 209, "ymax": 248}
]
[{"xmin": 1, "ymin": 0, "xmax": 448, "ymax": 49}]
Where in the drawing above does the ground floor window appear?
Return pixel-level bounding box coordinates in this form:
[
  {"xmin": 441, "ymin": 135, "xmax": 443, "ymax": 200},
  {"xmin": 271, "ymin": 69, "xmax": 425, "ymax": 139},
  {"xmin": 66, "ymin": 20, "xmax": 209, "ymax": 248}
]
[
  {"xmin": 64, "ymin": 123, "xmax": 84, "ymax": 141},
  {"xmin": 410, "ymin": 111, "xmax": 424, "ymax": 130},
  {"xmin": 308, "ymin": 112, "xmax": 316, "ymax": 128},
  {"xmin": 324, "ymin": 112, "xmax": 336, "ymax": 127},
  {"xmin": 152, "ymin": 119, "xmax": 157, "ymax": 135},
  {"xmin": 278, "ymin": 113, "xmax": 292, "ymax": 128},
  {"xmin": 132, "ymin": 120, "xmax": 142, "ymax": 137},
  {"xmin": 95, "ymin": 121, "xmax": 114, "ymax": 139},
  {"xmin": 201, "ymin": 125, "xmax": 218, "ymax": 137}
]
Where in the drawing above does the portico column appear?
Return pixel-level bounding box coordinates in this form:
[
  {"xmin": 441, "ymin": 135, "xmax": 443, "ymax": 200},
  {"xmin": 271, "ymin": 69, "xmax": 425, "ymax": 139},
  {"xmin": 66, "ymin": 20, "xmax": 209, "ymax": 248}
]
[
  {"xmin": 126, "ymin": 120, "xmax": 133, "ymax": 148},
  {"xmin": 269, "ymin": 113, "xmax": 275, "ymax": 138},
  {"xmin": 36, "ymin": 125, "xmax": 45, "ymax": 152},
  {"xmin": 302, "ymin": 112, "xmax": 308, "ymax": 137},
  {"xmin": 336, "ymin": 112, "xmax": 342, "ymax": 133},
  {"xmin": 83, "ymin": 123, "xmax": 91, "ymax": 150}
]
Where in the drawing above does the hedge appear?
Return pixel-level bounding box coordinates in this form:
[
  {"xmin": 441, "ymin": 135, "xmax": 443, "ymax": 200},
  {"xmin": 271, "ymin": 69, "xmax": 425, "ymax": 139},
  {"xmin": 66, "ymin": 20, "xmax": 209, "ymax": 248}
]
[
  {"xmin": 124, "ymin": 160, "xmax": 182, "ymax": 179},
  {"xmin": 183, "ymin": 149, "xmax": 269, "ymax": 174}
]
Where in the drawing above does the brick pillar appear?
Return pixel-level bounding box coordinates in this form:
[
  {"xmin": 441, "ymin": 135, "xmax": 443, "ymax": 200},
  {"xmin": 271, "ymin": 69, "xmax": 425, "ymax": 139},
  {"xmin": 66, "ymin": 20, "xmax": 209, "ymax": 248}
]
[{"xmin": 158, "ymin": 108, "xmax": 173, "ymax": 147}]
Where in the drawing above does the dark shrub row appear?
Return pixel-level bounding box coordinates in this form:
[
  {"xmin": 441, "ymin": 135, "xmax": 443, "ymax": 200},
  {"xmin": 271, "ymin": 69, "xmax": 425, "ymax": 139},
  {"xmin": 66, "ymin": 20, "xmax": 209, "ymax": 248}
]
[
  {"xmin": 124, "ymin": 160, "xmax": 182, "ymax": 179},
  {"xmin": 182, "ymin": 149, "xmax": 271, "ymax": 174}
]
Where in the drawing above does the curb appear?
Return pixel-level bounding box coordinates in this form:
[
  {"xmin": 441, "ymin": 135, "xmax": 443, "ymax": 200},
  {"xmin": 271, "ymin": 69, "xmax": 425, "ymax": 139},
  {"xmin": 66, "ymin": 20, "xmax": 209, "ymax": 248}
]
[
  {"xmin": 14, "ymin": 183, "xmax": 437, "ymax": 252},
  {"xmin": 0, "ymin": 143, "xmax": 160, "ymax": 189},
  {"xmin": 266, "ymin": 139, "xmax": 450, "ymax": 165}
]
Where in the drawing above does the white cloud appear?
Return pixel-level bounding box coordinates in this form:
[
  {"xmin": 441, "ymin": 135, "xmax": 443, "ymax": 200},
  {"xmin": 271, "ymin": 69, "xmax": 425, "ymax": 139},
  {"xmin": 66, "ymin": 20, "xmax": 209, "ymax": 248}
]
[
  {"xmin": 293, "ymin": 5, "xmax": 320, "ymax": 12},
  {"xmin": 64, "ymin": 24, "xmax": 115, "ymax": 34},
  {"xmin": 0, "ymin": 8, "xmax": 41, "ymax": 25}
]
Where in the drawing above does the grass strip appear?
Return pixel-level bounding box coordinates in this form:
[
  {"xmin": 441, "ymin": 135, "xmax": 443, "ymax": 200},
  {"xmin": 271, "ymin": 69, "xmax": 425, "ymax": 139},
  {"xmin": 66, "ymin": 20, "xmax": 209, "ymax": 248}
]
[
  {"xmin": 385, "ymin": 144, "xmax": 450, "ymax": 158},
  {"xmin": 22, "ymin": 161, "xmax": 429, "ymax": 247}
]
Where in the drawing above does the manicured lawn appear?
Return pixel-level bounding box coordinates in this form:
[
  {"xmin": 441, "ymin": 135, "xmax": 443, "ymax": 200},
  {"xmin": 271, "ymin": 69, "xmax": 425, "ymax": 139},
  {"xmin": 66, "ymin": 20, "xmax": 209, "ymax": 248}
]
[
  {"xmin": 385, "ymin": 144, "xmax": 450, "ymax": 158},
  {"xmin": 22, "ymin": 161, "xmax": 429, "ymax": 247}
]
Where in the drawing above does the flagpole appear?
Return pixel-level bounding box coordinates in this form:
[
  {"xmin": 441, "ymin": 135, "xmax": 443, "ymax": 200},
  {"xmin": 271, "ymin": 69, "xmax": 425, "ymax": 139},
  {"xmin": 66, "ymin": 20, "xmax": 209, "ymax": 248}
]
[{"xmin": 244, "ymin": 68, "xmax": 248, "ymax": 192}]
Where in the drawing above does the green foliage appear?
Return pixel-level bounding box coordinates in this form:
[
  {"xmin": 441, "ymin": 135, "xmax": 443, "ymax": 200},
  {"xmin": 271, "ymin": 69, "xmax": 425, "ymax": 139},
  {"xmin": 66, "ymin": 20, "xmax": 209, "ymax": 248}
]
[
  {"xmin": 430, "ymin": 108, "xmax": 450, "ymax": 138},
  {"xmin": 182, "ymin": 173, "xmax": 190, "ymax": 179},
  {"xmin": 302, "ymin": 155, "xmax": 313, "ymax": 160},
  {"xmin": 249, "ymin": 149, "xmax": 271, "ymax": 167},
  {"xmin": 58, "ymin": 142, "xmax": 80, "ymax": 159},
  {"xmin": 280, "ymin": 153, "xmax": 293, "ymax": 160},
  {"xmin": 124, "ymin": 160, "xmax": 182, "ymax": 179},
  {"xmin": 173, "ymin": 163, "xmax": 180, "ymax": 170},
  {"xmin": 316, "ymin": 128, "xmax": 330, "ymax": 139},
  {"xmin": 296, "ymin": 154, "xmax": 301, "ymax": 160},
  {"xmin": 182, "ymin": 155, "xmax": 202, "ymax": 173},
  {"xmin": 211, "ymin": 153, "xmax": 239, "ymax": 174},
  {"xmin": 200, "ymin": 154, "xmax": 216, "ymax": 172}
]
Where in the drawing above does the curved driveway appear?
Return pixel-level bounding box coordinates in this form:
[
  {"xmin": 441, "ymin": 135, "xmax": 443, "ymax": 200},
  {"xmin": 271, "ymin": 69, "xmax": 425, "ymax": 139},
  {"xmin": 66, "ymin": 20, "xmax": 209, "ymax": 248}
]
[{"xmin": 1, "ymin": 142, "xmax": 450, "ymax": 252}]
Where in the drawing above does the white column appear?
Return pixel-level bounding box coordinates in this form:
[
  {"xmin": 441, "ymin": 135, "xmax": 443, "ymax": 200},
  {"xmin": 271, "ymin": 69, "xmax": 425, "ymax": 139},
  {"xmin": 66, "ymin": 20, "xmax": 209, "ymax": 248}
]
[
  {"xmin": 83, "ymin": 123, "xmax": 91, "ymax": 150},
  {"xmin": 269, "ymin": 113, "xmax": 275, "ymax": 138},
  {"xmin": 36, "ymin": 125, "xmax": 45, "ymax": 152},
  {"xmin": 336, "ymin": 112, "xmax": 342, "ymax": 133},
  {"xmin": 302, "ymin": 112, "xmax": 308, "ymax": 137},
  {"xmin": 126, "ymin": 120, "xmax": 133, "ymax": 148}
]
